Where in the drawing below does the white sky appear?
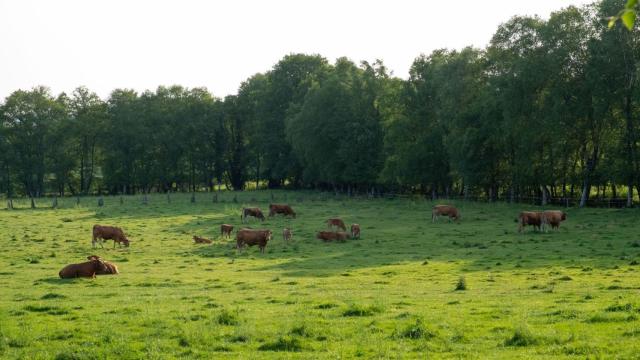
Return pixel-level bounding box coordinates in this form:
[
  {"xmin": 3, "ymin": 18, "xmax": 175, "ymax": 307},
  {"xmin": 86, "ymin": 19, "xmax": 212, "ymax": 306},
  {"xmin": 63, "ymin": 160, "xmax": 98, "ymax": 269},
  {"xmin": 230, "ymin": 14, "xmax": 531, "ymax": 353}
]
[{"xmin": 0, "ymin": 0, "xmax": 594, "ymax": 100}]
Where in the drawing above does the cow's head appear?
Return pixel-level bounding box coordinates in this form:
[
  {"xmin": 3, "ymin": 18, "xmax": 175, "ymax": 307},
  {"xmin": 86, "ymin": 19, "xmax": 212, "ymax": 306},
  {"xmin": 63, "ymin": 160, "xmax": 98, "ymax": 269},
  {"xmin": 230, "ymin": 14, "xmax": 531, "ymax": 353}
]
[
  {"xmin": 266, "ymin": 230, "xmax": 273, "ymax": 241},
  {"xmin": 91, "ymin": 258, "xmax": 109, "ymax": 273},
  {"xmin": 561, "ymin": 212, "xmax": 567, "ymax": 221},
  {"xmin": 122, "ymin": 238, "xmax": 131, "ymax": 247},
  {"xmin": 87, "ymin": 255, "xmax": 101, "ymax": 261}
]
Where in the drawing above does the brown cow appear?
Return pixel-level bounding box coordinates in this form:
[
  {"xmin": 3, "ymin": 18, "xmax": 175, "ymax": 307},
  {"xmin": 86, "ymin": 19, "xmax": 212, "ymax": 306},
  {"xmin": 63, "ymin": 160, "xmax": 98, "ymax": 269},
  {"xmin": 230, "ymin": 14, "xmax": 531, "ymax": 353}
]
[
  {"xmin": 86, "ymin": 255, "xmax": 119, "ymax": 275},
  {"xmin": 350, "ymin": 224, "xmax": 361, "ymax": 239},
  {"xmin": 316, "ymin": 231, "xmax": 349, "ymax": 242},
  {"xmin": 59, "ymin": 258, "xmax": 109, "ymax": 278},
  {"xmin": 327, "ymin": 218, "xmax": 347, "ymax": 231},
  {"xmin": 193, "ymin": 235, "xmax": 213, "ymax": 244},
  {"xmin": 283, "ymin": 228, "xmax": 292, "ymax": 242},
  {"xmin": 92, "ymin": 225, "xmax": 130, "ymax": 248},
  {"xmin": 269, "ymin": 204, "xmax": 297, "ymax": 218},
  {"xmin": 236, "ymin": 229, "xmax": 272, "ymax": 253},
  {"xmin": 220, "ymin": 224, "xmax": 234, "ymax": 238},
  {"xmin": 432, "ymin": 205, "xmax": 460, "ymax": 222},
  {"xmin": 241, "ymin": 207, "xmax": 265, "ymax": 223},
  {"xmin": 516, "ymin": 211, "xmax": 543, "ymax": 233},
  {"xmin": 542, "ymin": 210, "xmax": 567, "ymax": 231}
]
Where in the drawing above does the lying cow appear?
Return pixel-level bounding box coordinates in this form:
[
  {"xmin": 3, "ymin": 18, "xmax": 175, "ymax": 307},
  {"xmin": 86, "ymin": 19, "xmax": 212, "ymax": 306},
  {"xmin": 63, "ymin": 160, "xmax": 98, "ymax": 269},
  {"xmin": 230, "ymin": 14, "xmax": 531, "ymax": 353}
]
[
  {"xmin": 283, "ymin": 228, "xmax": 292, "ymax": 242},
  {"xmin": 86, "ymin": 255, "xmax": 119, "ymax": 275},
  {"xmin": 432, "ymin": 205, "xmax": 460, "ymax": 222},
  {"xmin": 327, "ymin": 218, "xmax": 347, "ymax": 231},
  {"xmin": 193, "ymin": 235, "xmax": 213, "ymax": 244},
  {"xmin": 92, "ymin": 225, "xmax": 130, "ymax": 248},
  {"xmin": 542, "ymin": 210, "xmax": 567, "ymax": 231},
  {"xmin": 241, "ymin": 207, "xmax": 265, "ymax": 223},
  {"xmin": 316, "ymin": 231, "xmax": 349, "ymax": 242},
  {"xmin": 269, "ymin": 204, "xmax": 296, "ymax": 218},
  {"xmin": 59, "ymin": 258, "xmax": 109, "ymax": 278},
  {"xmin": 516, "ymin": 211, "xmax": 543, "ymax": 233},
  {"xmin": 220, "ymin": 224, "xmax": 234, "ymax": 238},
  {"xmin": 236, "ymin": 229, "xmax": 272, "ymax": 253},
  {"xmin": 350, "ymin": 224, "xmax": 361, "ymax": 239}
]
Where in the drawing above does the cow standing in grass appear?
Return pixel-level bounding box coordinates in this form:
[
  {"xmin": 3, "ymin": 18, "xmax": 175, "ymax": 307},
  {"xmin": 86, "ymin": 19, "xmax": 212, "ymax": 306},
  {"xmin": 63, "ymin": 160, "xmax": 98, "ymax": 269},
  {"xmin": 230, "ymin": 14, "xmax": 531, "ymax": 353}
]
[
  {"xmin": 432, "ymin": 205, "xmax": 460, "ymax": 222},
  {"xmin": 327, "ymin": 218, "xmax": 347, "ymax": 231},
  {"xmin": 92, "ymin": 225, "xmax": 130, "ymax": 248},
  {"xmin": 221, "ymin": 224, "xmax": 234, "ymax": 238},
  {"xmin": 236, "ymin": 229, "xmax": 272, "ymax": 253},
  {"xmin": 516, "ymin": 211, "xmax": 543, "ymax": 233},
  {"xmin": 542, "ymin": 210, "xmax": 567, "ymax": 231},
  {"xmin": 241, "ymin": 207, "xmax": 265, "ymax": 223},
  {"xmin": 350, "ymin": 224, "xmax": 361, "ymax": 239}
]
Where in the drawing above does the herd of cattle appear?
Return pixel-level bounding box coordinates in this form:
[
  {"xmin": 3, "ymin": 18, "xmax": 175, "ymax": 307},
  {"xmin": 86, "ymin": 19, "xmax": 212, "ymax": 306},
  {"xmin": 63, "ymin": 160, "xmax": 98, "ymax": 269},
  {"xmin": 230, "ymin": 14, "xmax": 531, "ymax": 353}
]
[{"xmin": 58, "ymin": 203, "xmax": 567, "ymax": 278}]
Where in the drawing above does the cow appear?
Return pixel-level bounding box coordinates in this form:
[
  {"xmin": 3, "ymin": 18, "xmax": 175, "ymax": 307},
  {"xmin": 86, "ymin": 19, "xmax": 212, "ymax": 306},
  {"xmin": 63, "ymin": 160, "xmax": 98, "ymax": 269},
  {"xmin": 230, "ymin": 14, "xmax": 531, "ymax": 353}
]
[
  {"xmin": 327, "ymin": 218, "xmax": 347, "ymax": 231},
  {"xmin": 193, "ymin": 235, "xmax": 213, "ymax": 244},
  {"xmin": 432, "ymin": 205, "xmax": 461, "ymax": 222},
  {"xmin": 236, "ymin": 229, "xmax": 272, "ymax": 253},
  {"xmin": 59, "ymin": 258, "xmax": 109, "ymax": 278},
  {"xmin": 542, "ymin": 210, "xmax": 567, "ymax": 231},
  {"xmin": 241, "ymin": 207, "xmax": 265, "ymax": 223},
  {"xmin": 269, "ymin": 204, "xmax": 297, "ymax": 218},
  {"xmin": 516, "ymin": 211, "xmax": 543, "ymax": 233},
  {"xmin": 92, "ymin": 225, "xmax": 130, "ymax": 248},
  {"xmin": 220, "ymin": 224, "xmax": 234, "ymax": 238},
  {"xmin": 316, "ymin": 231, "xmax": 349, "ymax": 242},
  {"xmin": 350, "ymin": 224, "xmax": 361, "ymax": 239},
  {"xmin": 283, "ymin": 228, "xmax": 292, "ymax": 242},
  {"xmin": 86, "ymin": 255, "xmax": 119, "ymax": 275}
]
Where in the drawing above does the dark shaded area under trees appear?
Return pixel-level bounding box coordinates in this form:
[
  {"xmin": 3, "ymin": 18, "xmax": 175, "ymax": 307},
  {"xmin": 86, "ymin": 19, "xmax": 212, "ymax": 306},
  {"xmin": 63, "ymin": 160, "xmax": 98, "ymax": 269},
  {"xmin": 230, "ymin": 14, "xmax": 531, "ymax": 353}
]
[{"xmin": 1, "ymin": 0, "xmax": 638, "ymax": 207}]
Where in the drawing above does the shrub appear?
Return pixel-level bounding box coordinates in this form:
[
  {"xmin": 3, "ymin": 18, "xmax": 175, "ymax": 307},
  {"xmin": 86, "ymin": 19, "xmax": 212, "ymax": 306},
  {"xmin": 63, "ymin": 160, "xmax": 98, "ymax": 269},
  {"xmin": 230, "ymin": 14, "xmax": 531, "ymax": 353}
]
[
  {"xmin": 217, "ymin": 309, "xmax": 239, "ymax": 325},
  {"xmin": 455, "ymin": 276, "xmax": 467, "ymax": 291},
  {"xmin": 394, "ymin": 319, "xmax": 438, "ymax": 340},
  {"xmin": 342, "ymin": 304, "xmax": 382, "ymax": 317},
  {"xmin": 505, "ymin": 326, "xmax": 539, "ymax": 347},
  {"xmin": 257, "ymin": 336, "xmax": 305, "ymax": 352}
]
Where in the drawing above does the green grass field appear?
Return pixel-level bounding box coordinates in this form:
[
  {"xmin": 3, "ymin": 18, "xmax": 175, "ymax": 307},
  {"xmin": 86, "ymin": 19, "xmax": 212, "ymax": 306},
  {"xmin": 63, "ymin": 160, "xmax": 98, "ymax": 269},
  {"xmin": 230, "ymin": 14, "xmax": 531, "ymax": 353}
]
[{"xmin": 1, "ymin": 191, "xmax": 640, "ymax": 359}]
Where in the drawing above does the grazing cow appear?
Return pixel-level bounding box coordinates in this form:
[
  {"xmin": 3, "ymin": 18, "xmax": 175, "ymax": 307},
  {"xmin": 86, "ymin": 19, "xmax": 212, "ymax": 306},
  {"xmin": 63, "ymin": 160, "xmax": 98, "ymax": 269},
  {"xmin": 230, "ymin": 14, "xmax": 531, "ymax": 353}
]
[
  {"xmin": 193, "ymin": 235, "xmax": 213, "ymax": 244},
  {"xmin": 316, "ymin": 231, "xmax": 349, "ymax": 242},
  {"xmin": 327, "ymin": 218, "xmax": 347, "ymax": 231},
  {"xmin": 432, "ymin": 205, "xmax": 461, "ymax": 222},
  {"xmin": 269, "ymin": 204, "xmax": 297, "ymax": 218},
  {"xmin": 236, "ymin": 229, "xmax": 272, "ymax": 253},
  {"xmin": 241, "ymin": 207, "xmax": 265, "ymax": 223},
  {"xmin": 283, "ymin": 228, "xmax": 292, "ymax": 242},
  {"xmin": 516, "ymin": 211, "xmax": 543, "ymax": 233},
  {"xmin": 59, "ymin": 258, "xmax": 109, "ymax": 278},
  {"xmin": 542, "ymin": 210, "xmax": 567, "ymax": 231},
  {"xmin": 220, "ymin": 224, "xmax": 234, "ymax": 238},
  {"xmin": 350, "ymin": 224, "xmax": 361, "ymax": 239},
  {"xmin": 92, "ymin": 225, "xmax": 130, "ymax": 248},
  {"xmin": 86, "ymin": 255, "xmax": 119, "ymax": 275}
]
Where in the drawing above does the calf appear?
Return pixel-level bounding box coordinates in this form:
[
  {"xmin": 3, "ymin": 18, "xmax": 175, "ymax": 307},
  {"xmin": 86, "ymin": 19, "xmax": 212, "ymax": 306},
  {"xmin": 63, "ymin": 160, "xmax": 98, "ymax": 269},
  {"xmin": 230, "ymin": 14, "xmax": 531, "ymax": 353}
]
[
  {"xmin": 516, "ymin": 211, "xmax": 543, "ymax": 233},
  {"xmin": 220, "ymin": 224, "xmax": 234, "ymax": 238},
  {"xmin": 92, "ymin": 225, "xmax": 130, "ymax": 248},
  {"xmin": 283, "ymin": 228, "xmax": 293, "ymax": 242},
  {"xmin": 236, "ymin": 229, "xmax": 272, "ymax": 253},
  {"xmin": 350, "ymin": 224, "xmax": 361, "ymax": 239},
  {"xmin": 316, "ymin": 231, "xmax": 349, "ymax": 242},
  {"xmin": 269, "ymin": 204, "xmax": 297, "ymax": 218},
  {"xmin": 59, "ymin": 258, "xmax": 109, "ymax": 278},
  {"xmin": 193, "ymin": 235, "xmax": 213, "ymax": 244},
  {"xmin": 241, "ymin": 207, "xmax": 265, "ymax": 223},
  {"xmin": 542, "ymin": 210, "xmax": 567, "ymax": 231},
  {"xmin": 327, "ymin": 218, "xmax": 347, "ymax": 231},
  {"xmin": 86, "ymin": 255, "xmax": 119, "ymax": 275},
  {"xmin": 432, "ymin": 205, "xmax": 460, "ymax": 222}
]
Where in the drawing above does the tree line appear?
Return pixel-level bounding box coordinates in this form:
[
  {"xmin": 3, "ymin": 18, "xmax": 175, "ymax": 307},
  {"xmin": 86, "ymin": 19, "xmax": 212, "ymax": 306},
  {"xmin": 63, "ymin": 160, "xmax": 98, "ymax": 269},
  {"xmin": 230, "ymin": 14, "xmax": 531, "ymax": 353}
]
[{"xmin": 1, "ymin": 0, "xmax": 638, "ymax": 207}]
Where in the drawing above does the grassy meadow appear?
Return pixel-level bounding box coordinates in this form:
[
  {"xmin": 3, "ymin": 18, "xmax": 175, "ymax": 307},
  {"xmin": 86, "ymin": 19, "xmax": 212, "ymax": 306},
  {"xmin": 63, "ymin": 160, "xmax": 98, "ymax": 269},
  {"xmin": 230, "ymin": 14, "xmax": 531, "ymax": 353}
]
[{"xmin": 1, "ymin": 191, "xmax": 640, "ymax": 359}]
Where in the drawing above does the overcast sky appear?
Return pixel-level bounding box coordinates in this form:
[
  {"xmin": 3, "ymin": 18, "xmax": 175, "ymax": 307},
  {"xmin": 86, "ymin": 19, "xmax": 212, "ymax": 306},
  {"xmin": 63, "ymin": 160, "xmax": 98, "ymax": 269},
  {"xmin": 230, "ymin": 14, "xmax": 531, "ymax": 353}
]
[{"xmin": 0, "ymin": 0, "xmax": 594, "ymax": 100}]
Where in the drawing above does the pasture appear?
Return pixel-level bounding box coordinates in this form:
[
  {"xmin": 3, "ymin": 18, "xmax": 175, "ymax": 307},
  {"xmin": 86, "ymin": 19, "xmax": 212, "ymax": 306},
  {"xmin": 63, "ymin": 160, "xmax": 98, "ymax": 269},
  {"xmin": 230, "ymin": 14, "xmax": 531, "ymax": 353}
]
[{"xmin": 1, "ymin": 191, "xmax": 640, "ymax": 359}]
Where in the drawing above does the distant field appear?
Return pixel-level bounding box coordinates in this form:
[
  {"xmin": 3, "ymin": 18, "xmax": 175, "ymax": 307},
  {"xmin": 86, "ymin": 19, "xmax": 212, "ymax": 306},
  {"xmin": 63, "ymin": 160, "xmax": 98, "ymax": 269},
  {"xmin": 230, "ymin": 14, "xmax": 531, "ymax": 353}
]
[{"xmin": 1, "ymin": 191, "xmax": 639, "ymax": 359}]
